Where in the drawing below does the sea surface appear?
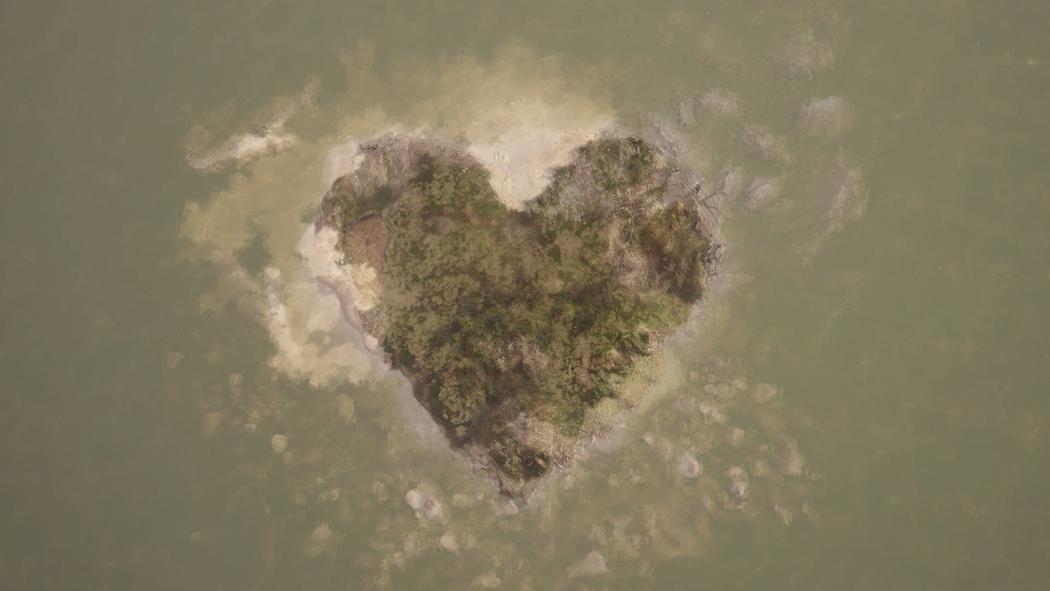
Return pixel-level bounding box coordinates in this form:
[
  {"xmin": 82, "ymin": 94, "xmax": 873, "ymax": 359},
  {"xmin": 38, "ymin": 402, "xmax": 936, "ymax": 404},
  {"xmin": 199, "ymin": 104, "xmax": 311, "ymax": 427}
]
[{"xmin": 2, "ymin": 1, "xmax": 1049, "ymax": 589}]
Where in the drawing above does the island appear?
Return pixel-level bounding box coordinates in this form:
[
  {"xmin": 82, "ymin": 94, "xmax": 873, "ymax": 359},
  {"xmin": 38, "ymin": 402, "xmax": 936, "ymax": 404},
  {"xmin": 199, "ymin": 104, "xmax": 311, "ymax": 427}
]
[{"xmin": 317, "ymin": 134, "xmax": 723, "ymax": 498}]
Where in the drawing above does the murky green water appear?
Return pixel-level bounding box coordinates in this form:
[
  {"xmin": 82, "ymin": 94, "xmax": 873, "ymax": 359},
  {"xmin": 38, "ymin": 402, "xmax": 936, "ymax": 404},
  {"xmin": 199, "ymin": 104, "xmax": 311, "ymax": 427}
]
[{"xmin": 3, "ymin": 1, "xmax": 1049, "ymax": 589}]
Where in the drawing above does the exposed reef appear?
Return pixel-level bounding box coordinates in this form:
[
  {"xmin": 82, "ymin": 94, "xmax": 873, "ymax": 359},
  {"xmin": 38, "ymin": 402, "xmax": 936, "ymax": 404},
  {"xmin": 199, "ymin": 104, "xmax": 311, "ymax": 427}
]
[{"xmin": 317, "ymin": 133, "xmax": 723, "ymax": 498}]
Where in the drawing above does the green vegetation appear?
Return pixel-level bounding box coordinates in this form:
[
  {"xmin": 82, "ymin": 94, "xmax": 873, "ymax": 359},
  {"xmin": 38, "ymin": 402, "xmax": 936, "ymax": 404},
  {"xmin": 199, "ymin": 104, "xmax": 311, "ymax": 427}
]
[{"xmin": 327, "ymin": 137, "xmax": 712, "ymax": 485}]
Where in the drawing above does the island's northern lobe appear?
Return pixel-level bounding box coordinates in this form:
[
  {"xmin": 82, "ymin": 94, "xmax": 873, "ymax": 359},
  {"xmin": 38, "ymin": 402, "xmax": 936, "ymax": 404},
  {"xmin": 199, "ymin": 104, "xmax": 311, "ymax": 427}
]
[{"xmin": 318, "ymin": 134, "xmax": 722, "ymax": 497}]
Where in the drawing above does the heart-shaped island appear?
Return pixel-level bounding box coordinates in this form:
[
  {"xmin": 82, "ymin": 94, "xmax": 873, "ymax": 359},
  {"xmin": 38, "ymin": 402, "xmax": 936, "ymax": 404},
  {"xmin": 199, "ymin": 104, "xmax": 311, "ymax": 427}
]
[{"xmin": 316, "ymin": 134, "xmax": 723, "ymax": 498}]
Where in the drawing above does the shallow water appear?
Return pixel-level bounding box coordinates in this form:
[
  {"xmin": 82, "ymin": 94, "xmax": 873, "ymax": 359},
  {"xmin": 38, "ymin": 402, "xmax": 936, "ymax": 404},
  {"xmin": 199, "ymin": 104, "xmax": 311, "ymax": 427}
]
[{"xmin": 3, "ymin": 1, "xmax": 1049, "ymax": 589}]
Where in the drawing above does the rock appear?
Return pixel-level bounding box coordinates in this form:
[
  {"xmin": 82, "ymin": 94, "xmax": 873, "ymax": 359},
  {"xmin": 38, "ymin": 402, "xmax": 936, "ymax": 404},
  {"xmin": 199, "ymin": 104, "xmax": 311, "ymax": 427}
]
[
  {"xmin": 335, "ymin": 393, "xmax": 355, "ymax": 422},
  {"xmin": 677, "ymin": 90, "xmax": 739, "ymax": 126},
  {"xmin": 303, "ymin": 522, "xmax": 335, "ymax": 558},
  {"xmin": 472, "ymin": 571, "xmax": 502, "ymax": 588},
  {"xmin": 270, "ymin": 434, "xmax": 288, "ymax": 454},
  {"xmin": 824, "ymin": 160, "xmax": 867, "ymax": 228},
  {"xmin": 202, "ymin": 411, "xmax": 225, "ymax": 437},
  {"xmin": 741, "ymin": 125, "xmax": 790, "ymax": 163},
  {"xmin": 715, "ymin": 167, "xmax": 743, "ymax": 198},
  {"xmin": 781, "ymin": 439, "xmax": 806, "ymax": 476},
  {"xmin": 165, "ymin": 351, "xmax": 184, "ymax": 370},
  {"xmin": 773, "ymin": 501, "xmax": 795, "ymax": 525},
  {"xmin": 677, "ymin": 453, "xmax": 703, "ymax": 479},
  {"xmin": 727, "ymin": 466, "xmax": 750, "ymax": 503},
  {"xmin": 371, "ymin": 480, "xmax": 388, "ymax": 502},
  {"xmin": 568, "ymin": 550, "xmax": 608, "ymax": 578},
  {"xmin": 494, "ymin": 499, "xmax": 520, "ymax": 516},
  {"xmin": 227, "ymin": 373, "xmax": 243, "ymax": 399},
  {"xmin": 752, "ymin": 383, "xmax": 780, "ymax": 404},
  {"xmin": 184, "ymin": 80, "xmax": 319, "ymax": 173},
  {"xmin": 317, "ymin": 488, "xmax": 340, "ymax": 502},
  {"xmin": 696, "ymin": 90, "xmax": 739, "ymax": 117},
  {"xmin": 405, "ymin": 487, "xmax": 444, "ymax": 520},
  {"xmin": 742, "ymin": 177, "xmax": 783, "ymax": 211},
  {"xmin": 405, "ymin": 488, "xmax": 424, "ymax": 509},
  {"xmin": 728, "ymin": 427, "xmax": 747, "ymax": 446},
  {"xmin": 439, "ymin": 531, "xmax": 459, "ymax": 552},
  {"xmin": 697, "ymin": 402, "xmax": 727, "ymax": 424},
  {"xmin": 751, "ymin": 458, "xmax": 771, "ymax": 478},
  {"xmin": 701, "ymin": 242, "xmax": 725, "ymax": 272},
  {"xmin": 798, "ymin": 95, "xmax": 851, "ymax": 138},
  {"xmin": 778, "ymin": 29, "xmax": 835, "ymax": 76},
  {"xmin": 644, "ymin": 433, "xmax": 675, "ymax": 461}
]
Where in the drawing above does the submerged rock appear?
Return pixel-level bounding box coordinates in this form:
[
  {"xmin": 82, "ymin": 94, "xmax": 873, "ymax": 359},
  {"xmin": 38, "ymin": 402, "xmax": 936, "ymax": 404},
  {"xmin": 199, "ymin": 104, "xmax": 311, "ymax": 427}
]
[
  {"xmin": 742, "ymin": 177, "xmax": 783, "ymax": 211},
  {"xmin": 270, "ymin": 433, "xmax": 288, "ymax": 454},
  {"xmin": 741, "ymin": 125, "xmax": 791, "ymax": 164},
  {"xmin": 778, "ymin": 29, "xmax": 836, "ymax": 76},
  {"xmin": 715, "ymin": 166, "xmax": 744, "ymax": 199},
  {"xmin": 471, "ymin": 572, "xmax": 502, "ymax": 589},
  {"xmin": 438, "ymin": 531, "xmax": 459, "ymax": 552},
  {"xmin": 302, "ymin": 522, "xmax": 337, "ymax": 558},
  {"xmin": 568, "ymin": 550, "xmax": 609, "ymax": 578},
  {"xmin": 798, "ymin": 95, "xmax": 851, "ymax": 138},
  {"xmin": 676, "ymin": 89, "xmax": 739, "ymax": 126},
  {"xmin": 677, "ymin": 452, "xmax": 703, "ymax": 479},
  {"xmin": 405, "ymin": 487, "xmax": 444, "ymax": 520},
  {"xmin": 727, "ymin": 466, "xmax": 750, "ymax": 503},
  {"xmin": 316, "ymin": 133, "xmax": 723, "ymax": 498}
]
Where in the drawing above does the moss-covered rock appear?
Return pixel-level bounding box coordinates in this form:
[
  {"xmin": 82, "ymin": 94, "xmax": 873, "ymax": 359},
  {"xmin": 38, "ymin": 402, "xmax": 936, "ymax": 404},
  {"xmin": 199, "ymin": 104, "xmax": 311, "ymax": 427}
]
[{"xmin": 319, "ymin": 134, "xmax": 721, "ymax": 497}]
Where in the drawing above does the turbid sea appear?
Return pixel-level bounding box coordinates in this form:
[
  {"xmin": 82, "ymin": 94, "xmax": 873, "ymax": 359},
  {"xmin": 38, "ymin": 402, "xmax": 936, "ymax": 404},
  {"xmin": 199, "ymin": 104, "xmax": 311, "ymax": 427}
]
[{"xmin": 2, "ymin": 1, "xmax": 1049, "ymax": 589}]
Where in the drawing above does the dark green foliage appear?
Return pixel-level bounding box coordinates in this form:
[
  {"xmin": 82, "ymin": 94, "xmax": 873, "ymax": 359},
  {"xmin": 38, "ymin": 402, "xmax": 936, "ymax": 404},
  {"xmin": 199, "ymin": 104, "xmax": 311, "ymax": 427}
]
[
  {"xmin": 633, "ymin": 201, "xmax": 710, "ymax": 300},
  {"xmin": 583, "ymin": 136, "xmax": 655, "ymax": 191},
  {"xmin": 328, "ymin": 176, "xmax": 395, "ymax": 230},
  {"xmin": 488, "ymin": 438, "xmax": 550, "ymax": 480}
]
